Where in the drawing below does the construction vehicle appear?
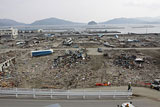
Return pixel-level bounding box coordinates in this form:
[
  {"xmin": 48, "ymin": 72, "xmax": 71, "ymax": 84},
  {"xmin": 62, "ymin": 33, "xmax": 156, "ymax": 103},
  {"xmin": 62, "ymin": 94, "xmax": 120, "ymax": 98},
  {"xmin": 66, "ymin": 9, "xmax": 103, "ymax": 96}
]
[{"xmin": 150, "ymin": 79, "xmax": 160, "ymax": 91}]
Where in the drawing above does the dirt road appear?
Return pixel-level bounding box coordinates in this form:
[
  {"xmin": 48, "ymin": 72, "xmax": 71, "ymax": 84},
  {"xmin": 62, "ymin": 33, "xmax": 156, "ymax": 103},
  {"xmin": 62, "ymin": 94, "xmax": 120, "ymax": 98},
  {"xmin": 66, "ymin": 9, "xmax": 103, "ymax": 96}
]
[{"xmin": 1, "ymin": 47, "xmax": 160, "ymax": 55}]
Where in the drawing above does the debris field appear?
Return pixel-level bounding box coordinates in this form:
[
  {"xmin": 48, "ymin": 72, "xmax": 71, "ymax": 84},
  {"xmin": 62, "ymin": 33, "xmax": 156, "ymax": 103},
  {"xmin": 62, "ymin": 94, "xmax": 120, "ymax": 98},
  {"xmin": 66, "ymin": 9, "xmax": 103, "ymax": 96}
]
[{"xmin": 0, "ymin": 33, "xmax": 160, "ymax": 89}]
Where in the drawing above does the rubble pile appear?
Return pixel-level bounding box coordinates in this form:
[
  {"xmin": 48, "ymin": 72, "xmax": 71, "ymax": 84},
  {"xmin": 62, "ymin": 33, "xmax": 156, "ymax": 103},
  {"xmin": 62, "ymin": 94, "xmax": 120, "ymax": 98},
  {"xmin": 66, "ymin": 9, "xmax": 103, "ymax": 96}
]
[
  {"xmin": 113, "ymin": 54, "xmax": 144, "ymax": 69},
  {"xmin": 0, "ymin": 51, "xmax": 15, "ymax": 63},
  {"xmin": 0, "ymin": 51, "xmax": 27, "ymax": 88},
  {"xmin": 53, "ymin": 49, "xmax": 90, "ymax": 68},
  {"xmin": 1, "ymin": 33, "xmax": 160, "ymax": 89},
  {"xmin": 108, "ymin": 50, "xmax": 160, "ymax": 85},
  {"xmin": 0, "ymin": 59, "xmax": 16, "ymax": 87}
]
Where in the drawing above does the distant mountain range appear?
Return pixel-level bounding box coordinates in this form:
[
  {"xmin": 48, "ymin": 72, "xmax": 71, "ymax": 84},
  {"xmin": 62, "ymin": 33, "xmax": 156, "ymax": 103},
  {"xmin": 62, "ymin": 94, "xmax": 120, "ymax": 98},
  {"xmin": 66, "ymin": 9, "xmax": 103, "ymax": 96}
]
[
  {"xmin": 31, "ymin": 18, "xmax": 82, "ymax": 25},
  {"xmin": 0, "ymin": 18, "xmax": 82, "ymax": 26},
  {"xmin": 1, "ymin": 17, "xmax": 160, "ymax": 26},
  {"xmin": 100, "ymin": 17, "xmax": 160, "ymax": 24},
  {"xmin": 0, "ymin": 19, "xmax": 25, "ymax": 26},
  {"xmin": 101, "ymin": 18, "xmax": 147, "ymax": 24}
]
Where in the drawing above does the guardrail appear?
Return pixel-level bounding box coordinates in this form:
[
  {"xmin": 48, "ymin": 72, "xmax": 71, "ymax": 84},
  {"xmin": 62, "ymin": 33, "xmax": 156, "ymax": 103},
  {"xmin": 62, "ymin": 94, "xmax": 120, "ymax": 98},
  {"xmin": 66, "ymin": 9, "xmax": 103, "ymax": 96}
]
[{"xmin": 0, "ymin": 88, "xmax": 132, "ymax": 99}]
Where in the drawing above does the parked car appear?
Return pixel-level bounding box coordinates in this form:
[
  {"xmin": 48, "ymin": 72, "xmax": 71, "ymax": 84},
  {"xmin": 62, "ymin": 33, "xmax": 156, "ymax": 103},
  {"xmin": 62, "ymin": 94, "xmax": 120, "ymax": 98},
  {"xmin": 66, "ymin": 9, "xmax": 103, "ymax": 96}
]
[
  {"xmin": 150, "ymin": 79, "xmax": 160, "ymax": 91},
  {"xmin": 97, "ymin": 48, "xmax": 102, "ymax": 52}
]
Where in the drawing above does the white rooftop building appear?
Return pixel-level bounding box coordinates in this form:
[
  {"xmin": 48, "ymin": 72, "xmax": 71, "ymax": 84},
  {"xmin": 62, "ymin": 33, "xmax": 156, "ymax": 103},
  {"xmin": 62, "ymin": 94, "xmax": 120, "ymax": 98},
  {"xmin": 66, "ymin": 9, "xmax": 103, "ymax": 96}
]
[{"xmin": 0, "ymin": 27, "xmax": 18, "ymax": 39}]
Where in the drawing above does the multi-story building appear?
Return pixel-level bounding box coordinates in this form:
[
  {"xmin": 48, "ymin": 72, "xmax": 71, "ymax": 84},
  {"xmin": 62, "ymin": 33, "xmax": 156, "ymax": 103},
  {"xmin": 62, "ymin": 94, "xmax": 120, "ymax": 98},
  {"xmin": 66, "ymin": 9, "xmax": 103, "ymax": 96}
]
[{"xmin": 0, "ymin": 27, "xmax": 18, "ymax": 39}]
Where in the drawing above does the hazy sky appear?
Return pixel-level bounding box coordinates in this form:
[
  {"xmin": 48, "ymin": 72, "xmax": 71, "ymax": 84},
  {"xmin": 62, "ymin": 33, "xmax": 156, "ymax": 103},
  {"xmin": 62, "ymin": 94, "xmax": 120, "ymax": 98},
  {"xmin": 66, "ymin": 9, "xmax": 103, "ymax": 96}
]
[{"xmin": 0, "ymin": 0, "xmax": 160, "ymax": 23}]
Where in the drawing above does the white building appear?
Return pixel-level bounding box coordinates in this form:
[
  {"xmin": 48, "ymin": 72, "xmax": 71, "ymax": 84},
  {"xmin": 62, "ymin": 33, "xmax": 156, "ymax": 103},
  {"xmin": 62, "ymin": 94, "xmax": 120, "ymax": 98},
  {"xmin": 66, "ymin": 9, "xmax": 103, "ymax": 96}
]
[
  {"xmin": 0, "ymin": 28, "xmax": 18, "ymax": 39},
  {"xmin": 37, "ymin": 29, "xmax": 43, "ymax": 33}
]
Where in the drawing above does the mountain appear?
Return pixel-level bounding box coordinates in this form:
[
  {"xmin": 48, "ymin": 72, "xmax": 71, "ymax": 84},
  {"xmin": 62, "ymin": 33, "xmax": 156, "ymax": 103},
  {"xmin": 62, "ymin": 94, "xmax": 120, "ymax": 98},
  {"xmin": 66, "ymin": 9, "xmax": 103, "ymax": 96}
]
[
  {"xmin": 31, "ymin": 17, "xmax": 81, "ymax": 25},
  {"xmin": 101, "ymin": 17, "xmax": 160, "ymax": 24},
  {"xmin": 0, "ymin": 19, "xmax": 25, "ymax": 26},
  {"xmin": 101, "ymin": 18, "xmax": 147, "ymax": 24},
  {"xmin": 136, "ymin": 16, "xmax": 160, "ymax": 22},
  {"xmin": 1, "ymin": 16, "xmax": 160, "ymax": 26},
  {"xmin": 88, "ymin": 21, "xmax": 97, "ymax": 25}
]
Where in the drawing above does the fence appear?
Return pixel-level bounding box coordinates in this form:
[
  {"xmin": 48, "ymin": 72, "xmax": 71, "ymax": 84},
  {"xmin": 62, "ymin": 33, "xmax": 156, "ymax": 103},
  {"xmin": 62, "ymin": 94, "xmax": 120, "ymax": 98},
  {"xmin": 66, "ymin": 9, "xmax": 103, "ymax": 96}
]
[{"xmin": 0, "ymin": 88, "xmax": 132, "ymax": 100}]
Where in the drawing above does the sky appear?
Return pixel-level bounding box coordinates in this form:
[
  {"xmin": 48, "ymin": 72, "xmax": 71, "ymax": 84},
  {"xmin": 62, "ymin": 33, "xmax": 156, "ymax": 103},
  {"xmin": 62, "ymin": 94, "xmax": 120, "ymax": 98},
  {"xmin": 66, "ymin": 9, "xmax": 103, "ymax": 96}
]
[{"xmin": 0, "ymin": 0, "xmax": 160, "ymax": 24}]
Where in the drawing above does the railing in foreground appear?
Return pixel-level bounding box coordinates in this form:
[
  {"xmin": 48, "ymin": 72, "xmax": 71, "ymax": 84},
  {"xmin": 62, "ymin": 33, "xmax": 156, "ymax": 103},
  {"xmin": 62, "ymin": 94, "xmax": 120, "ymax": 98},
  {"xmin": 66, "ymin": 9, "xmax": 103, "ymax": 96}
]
[{"xmin": 0, "ymin": 88, "xmax": 132, "ymax": 99}]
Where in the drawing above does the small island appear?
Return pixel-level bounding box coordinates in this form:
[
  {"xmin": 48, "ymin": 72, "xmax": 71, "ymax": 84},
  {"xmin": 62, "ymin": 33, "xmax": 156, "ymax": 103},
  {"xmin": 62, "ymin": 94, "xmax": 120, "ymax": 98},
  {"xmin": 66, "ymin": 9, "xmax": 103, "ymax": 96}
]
[{"xmin": 88, "ymin": 21, "xmax": 97, "ymax": 25}]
